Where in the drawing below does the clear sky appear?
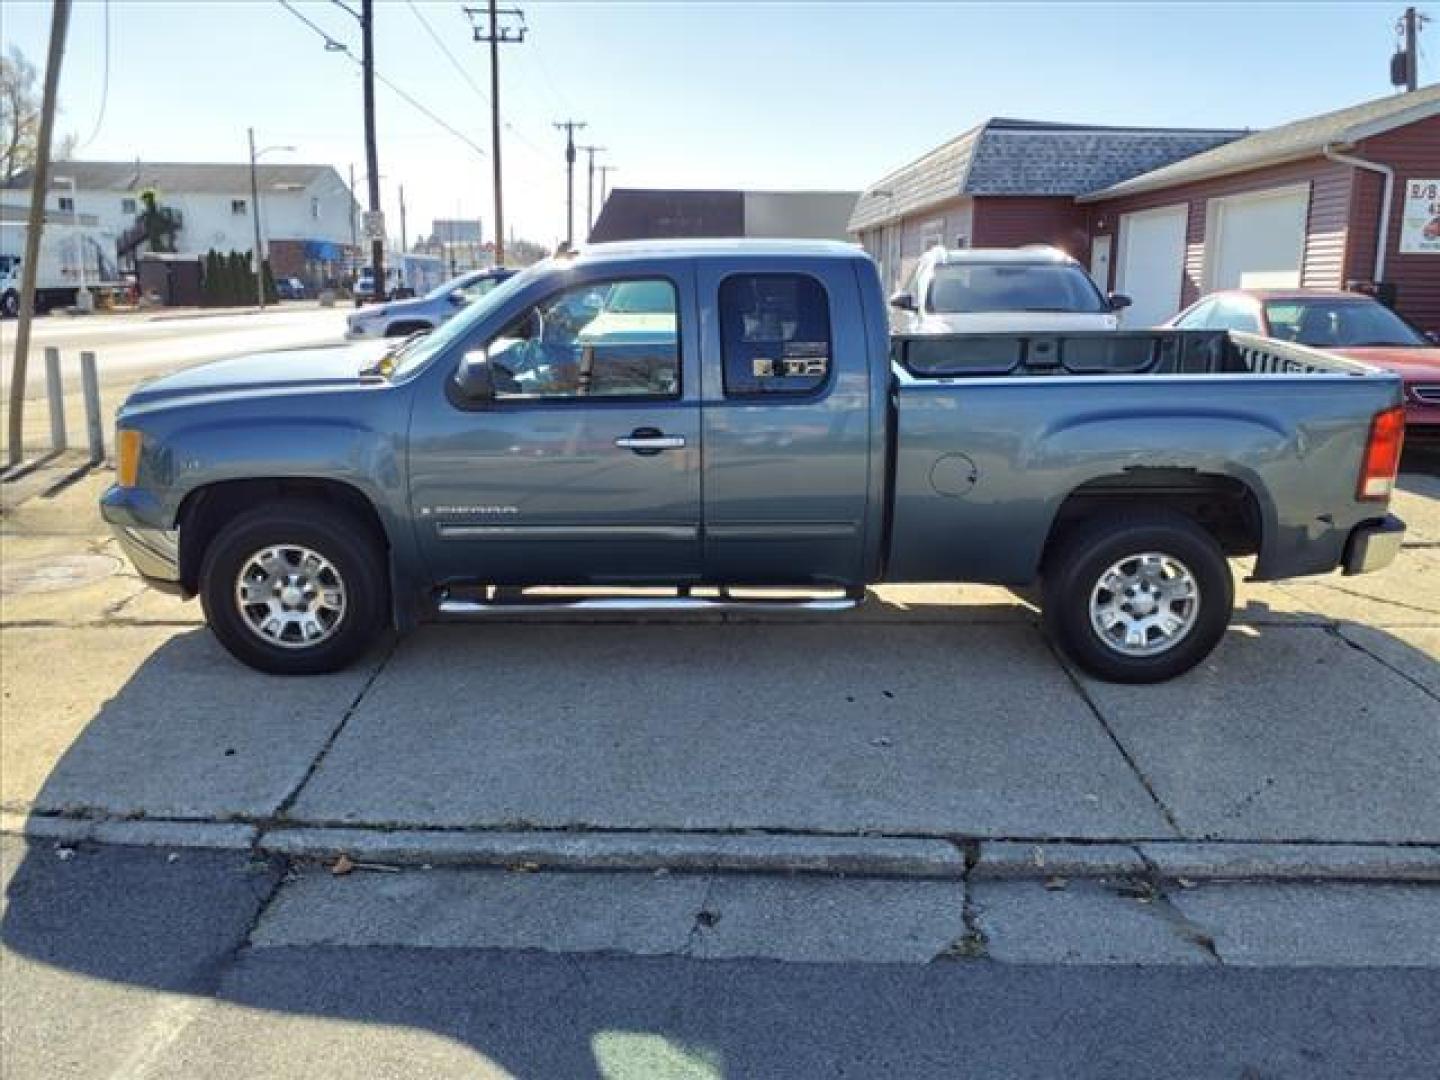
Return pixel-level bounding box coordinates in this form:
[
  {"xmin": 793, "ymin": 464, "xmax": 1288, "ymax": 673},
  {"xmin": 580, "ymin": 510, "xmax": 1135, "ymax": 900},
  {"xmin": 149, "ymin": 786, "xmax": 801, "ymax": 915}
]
[{"xmin": 2, "ymin": 1, "xmax": 1434, "ymax": 250}]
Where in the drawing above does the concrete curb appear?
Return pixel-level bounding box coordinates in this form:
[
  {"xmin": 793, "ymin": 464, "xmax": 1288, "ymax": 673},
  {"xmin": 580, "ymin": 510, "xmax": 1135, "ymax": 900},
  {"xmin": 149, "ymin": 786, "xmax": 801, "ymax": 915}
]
[
  {"xmin": 1137, "ymin": 841, "xmax": 1440, "ymax": 883},
  {"xmin": 0, "ymin": 812, "xmax": 256, "ymax": 851},
  {"xmin": 258, "ymin": 827, "xmax": 969, "ymax": 878},
  {"xmin": 973, "ymin": 842, "xmax": 1147, "ymax": 879}
]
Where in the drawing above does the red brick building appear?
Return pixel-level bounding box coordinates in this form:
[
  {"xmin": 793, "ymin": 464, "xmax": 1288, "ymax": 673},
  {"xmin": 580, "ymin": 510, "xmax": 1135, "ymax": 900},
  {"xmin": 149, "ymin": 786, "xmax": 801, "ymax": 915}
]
[{"xmin": 852, "ymin": 85, "xmax": 1440, "ymax": 333}]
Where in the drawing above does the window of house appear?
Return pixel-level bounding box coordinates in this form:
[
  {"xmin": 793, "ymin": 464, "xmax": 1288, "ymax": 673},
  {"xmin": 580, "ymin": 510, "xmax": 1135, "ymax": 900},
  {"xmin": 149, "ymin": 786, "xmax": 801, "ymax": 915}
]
[
  {"xmin": 485, "ymin": 277, "xmax": 680, "ymax": 400},
  {"xmin": 719, "ymin": 273, "xmax": 832, "ymax": 397},
  {"xmin": 57, "ymin": 196, "xmax": 74, "ymax": 212},
  {"xmin": 311, "ymin": 197, "xmax": 320, "ymax": 220},
  {"xmin": 231, "ymin": 199, "xmax": 248, "ymax": 215},
  {"xmin": 121, "ymin": 197, "xmax": 137, "ymax": 214}
]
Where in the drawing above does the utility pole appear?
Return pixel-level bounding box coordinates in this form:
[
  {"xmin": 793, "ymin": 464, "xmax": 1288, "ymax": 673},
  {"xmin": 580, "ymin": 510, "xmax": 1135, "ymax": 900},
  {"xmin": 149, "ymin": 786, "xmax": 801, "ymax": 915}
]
[
  {"xmin": 360, "ymin": 0, "xmax": 384, "ymax": 300},
  {"xmin": 597, "ymin": 164, "xmax": 618, "ymax": 209},
  {"xmin": 399, "ymin": 185, "xmax": 408, "ymax": 254},
  {"xmin": 467, "ymin": 3, "xmax": 527, "ymax": 267},
  {"xmin": 7, "ymin": 0, "xmax": 71, "ymax": 467},
  {"xmin": 348, "ymin": 163, "xmax": 359, "ymax": 277},
  {"xmin": 553, "ymin": 119, "xmax": 586, "ymax": 248},
  {"xmin": 578, "ymin": 144, "xmax": 605, "ymax": 238},
  {"xmin": 1393, "ymin": 7, "xmax": 1428, "ymax": 91}
]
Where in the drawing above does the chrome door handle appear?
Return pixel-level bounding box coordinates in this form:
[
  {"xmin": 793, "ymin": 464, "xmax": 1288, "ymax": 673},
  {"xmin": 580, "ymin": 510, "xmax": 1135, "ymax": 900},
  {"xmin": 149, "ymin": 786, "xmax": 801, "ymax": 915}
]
[{"xmin": 615, "ymin": 435, "xmax": 686, "ymax": 451}]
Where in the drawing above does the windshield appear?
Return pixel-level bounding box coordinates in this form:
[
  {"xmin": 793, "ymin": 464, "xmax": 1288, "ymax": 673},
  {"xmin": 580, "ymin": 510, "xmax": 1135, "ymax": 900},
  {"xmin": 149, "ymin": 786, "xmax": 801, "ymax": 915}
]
[
  {"xmin": 927, "ymin": 262, "xmax": 1107, "ymax": 314},
  {"xmin": 425, "ymin": 270, "xmax": 490, "ymax": 302},
  {"xmin": 386, "ymin": 264, "xmax": 542, "ymax": 379},
  {"xmin": 1264, "ymin": 299, "xmax": 1430, "ymax": 348}
]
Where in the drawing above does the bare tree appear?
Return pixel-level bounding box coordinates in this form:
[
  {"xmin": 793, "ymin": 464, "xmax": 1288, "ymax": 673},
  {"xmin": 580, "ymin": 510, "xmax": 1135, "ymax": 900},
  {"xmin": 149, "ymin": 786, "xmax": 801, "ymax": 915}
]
[{"xmin": 0, "ymin": 46, "xmax": 41, "ymax": 183}]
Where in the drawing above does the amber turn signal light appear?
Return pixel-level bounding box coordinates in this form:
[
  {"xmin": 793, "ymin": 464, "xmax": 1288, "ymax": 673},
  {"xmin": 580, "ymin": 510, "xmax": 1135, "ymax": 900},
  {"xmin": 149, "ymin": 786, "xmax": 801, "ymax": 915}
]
[{"xmin": 116, "ymin": 429, "xmax": 143, "ymax": 487}]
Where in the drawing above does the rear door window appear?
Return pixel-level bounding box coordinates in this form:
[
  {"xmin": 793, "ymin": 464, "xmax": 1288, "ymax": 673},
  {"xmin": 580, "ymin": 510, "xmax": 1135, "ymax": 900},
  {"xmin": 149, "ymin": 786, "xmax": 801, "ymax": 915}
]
[{"xmin": 719, "ymin": 274, "xmax": 832, "ymax": 396}]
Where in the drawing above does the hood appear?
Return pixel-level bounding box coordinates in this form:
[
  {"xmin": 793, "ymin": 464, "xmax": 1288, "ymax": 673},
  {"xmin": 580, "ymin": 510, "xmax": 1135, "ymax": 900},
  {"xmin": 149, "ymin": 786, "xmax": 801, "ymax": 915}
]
[
  {"xmin": 124, "ymin": 341, "xmax": 393, "ymax": 409},
  {"xmin": 1330, "ymin": 346, "xmax": 1440, "ymax": 381}
]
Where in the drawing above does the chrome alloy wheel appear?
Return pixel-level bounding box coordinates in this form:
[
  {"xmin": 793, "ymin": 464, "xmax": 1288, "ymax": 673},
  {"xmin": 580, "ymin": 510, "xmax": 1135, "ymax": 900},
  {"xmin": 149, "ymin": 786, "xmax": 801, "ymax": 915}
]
[
  {"xmin": 234, "ymin": 545, "xmax": 347, "ymax": 650},
  {"xmin": 1088, "ymin": 552, "xmax": 1200, "ymax": 658}
]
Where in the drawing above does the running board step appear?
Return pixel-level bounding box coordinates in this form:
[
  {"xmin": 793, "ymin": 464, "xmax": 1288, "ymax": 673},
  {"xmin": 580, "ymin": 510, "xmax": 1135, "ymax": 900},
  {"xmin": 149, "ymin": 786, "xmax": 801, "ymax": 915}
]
[{"xmin": 436, "ymin": 592, "xmax": 859, "ymax": 616}]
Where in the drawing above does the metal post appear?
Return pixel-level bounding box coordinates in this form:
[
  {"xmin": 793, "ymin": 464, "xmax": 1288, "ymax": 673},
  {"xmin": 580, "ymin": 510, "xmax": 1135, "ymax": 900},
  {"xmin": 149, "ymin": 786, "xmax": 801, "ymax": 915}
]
[
  {"xmin": 80, "ymin": 351, "xmax": 103, "ymax": 464},
  {"xmin": 44, "ymin": 347, "xmax": 66, "ymax": 451}
]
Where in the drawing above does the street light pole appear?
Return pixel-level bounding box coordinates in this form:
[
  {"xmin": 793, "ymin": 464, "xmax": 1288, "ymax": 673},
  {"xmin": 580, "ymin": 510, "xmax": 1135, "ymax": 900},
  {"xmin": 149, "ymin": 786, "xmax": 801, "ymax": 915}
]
[
  {"xmin": 248, "ymin": 131, "xmax": 295, "ymax": 311},
  {"xmin": 248, "ymin": 128, "xmax": 265, "ymax": 310}
]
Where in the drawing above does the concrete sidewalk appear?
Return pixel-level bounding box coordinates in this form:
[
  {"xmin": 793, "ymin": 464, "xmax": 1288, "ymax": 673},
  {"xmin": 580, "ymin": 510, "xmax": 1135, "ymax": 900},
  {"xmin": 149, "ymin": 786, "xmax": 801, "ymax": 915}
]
[{"xmin": 2, "ymin": 464, "xmax": 1437, "ymax": 881}]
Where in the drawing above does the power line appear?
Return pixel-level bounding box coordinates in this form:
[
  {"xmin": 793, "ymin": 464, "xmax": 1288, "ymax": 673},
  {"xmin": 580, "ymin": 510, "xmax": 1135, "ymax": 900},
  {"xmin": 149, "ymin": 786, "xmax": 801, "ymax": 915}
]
[
  {"xmin": 275, "ymin": 0, "xmax": 487, "ymax": 158},
  {"xmin": 405, "ymin": 0, "xmax": 489, "ymax": 106},
  {"xmin": 77, "ymin": 0, "xmax": 110, "ymax": 150}
]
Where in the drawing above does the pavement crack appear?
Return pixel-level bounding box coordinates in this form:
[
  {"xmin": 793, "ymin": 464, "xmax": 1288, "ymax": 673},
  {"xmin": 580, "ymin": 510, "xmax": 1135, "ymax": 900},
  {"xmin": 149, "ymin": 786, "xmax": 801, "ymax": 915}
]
[
  {"xmin": 1328, "ymin": 626, "xmax": 1440, "ymax": 704},
  {"xmin": 681, "ymin": 873, "xmax": 719, "ymax": 958},
  {"xmin": 1044, "ymin": 637, "xmax": 1184, "ymax": 838},
  {"xmin": 269, "ymin": 639, "xmax": 398, "ymax": 825}
]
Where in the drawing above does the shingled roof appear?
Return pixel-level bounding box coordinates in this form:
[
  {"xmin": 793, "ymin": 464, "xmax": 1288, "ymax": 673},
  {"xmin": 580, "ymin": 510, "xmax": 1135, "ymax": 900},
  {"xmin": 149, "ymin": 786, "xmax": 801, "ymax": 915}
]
[
  {"xmin": 848, "ymin": 120, "xmax": 1245, "ymax": 232},
  {"xmin": 1081, "ymin": 84, "xmax": 1440, "ymax": 201},
  {"xmin": 2, "ymin": 160, "xmax": 342, "ymax": 194}
]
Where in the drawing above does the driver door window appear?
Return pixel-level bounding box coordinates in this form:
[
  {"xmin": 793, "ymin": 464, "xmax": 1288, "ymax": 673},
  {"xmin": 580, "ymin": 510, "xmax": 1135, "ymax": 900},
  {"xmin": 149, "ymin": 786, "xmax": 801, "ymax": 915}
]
[{"xmin": 488, "ymin": 278, "xmax": 681, "ymax": 400}]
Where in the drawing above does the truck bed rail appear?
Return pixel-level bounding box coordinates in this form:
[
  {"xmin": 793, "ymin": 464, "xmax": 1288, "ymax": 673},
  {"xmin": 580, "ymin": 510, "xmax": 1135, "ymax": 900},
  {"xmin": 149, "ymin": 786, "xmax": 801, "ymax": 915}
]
[{"xmin": 893, "ymin": 329, "xmax": 1379, "ymax": 381}]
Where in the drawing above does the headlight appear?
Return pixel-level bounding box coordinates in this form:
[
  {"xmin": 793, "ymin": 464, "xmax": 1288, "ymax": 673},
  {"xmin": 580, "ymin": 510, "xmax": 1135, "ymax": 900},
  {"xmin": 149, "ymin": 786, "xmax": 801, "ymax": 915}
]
[{"xmin": 117, "ymin": 429, "xmax": 143, "ymax": 487}]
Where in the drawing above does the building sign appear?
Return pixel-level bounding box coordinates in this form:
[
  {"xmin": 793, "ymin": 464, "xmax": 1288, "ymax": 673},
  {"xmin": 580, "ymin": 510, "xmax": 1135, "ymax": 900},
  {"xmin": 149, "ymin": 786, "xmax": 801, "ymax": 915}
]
[
  {"xmin": 361, "ymin": 210, "xmax": 386, "ymax": 241},
  {"xmin": 1399, "ymin": 178, "xmax": 1440, "ymax": 254}
]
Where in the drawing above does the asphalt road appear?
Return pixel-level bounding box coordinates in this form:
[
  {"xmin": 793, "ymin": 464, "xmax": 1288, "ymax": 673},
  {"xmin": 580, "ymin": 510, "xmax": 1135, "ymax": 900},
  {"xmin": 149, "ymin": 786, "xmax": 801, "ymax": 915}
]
[
  {"xmin": 0, "ymin": 305, "xmax": 351, "ymax": 401},
  {"xmin": 4, "ymin": 840, "xmax": 1437, "ymax": 1080}
]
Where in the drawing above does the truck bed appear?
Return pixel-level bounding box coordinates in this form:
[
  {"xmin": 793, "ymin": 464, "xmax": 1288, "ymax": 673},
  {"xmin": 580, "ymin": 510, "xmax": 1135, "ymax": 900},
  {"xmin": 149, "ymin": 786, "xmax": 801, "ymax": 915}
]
[{"xmin": 884, "ymin": 329, "xmax": 1403, "ymax": 586}]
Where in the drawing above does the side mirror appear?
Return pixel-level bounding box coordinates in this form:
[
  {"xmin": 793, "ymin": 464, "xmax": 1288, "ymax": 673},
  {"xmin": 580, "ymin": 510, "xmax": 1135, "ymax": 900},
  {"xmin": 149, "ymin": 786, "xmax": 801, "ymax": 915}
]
[
  {"xmin": 1108, "ymin": 292, "xmax": 1133, "ymax": 311},
  {"xmin": 452, "ymin": 349, "xmax": 495, "ymax": 403},
  {"xmin": 889, "ymin": 291, "xmax": 916, "ymax": 312}
]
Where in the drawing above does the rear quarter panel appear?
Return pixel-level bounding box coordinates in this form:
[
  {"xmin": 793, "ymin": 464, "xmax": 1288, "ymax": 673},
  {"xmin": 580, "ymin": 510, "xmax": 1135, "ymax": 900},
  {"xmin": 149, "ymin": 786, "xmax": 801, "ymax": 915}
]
[{"xmin": 886, "ymin": 373, "xmax": 1403, "ymax": 584}]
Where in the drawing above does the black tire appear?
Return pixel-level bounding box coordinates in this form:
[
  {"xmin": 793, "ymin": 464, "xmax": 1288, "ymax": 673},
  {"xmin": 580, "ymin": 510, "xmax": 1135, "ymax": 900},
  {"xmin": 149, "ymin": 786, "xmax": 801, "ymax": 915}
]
[
  {"xmin": 1, "ymin": 290, "xmax": 19, "ymax": 318},
  {"xmin": 199, "ymin": 500, "xmax": 387, "ymax": 675},
  {"xmin": 384, "ymin": 320, "xmax": 431, "ymax": 338},
  {"xmin": 1041, "ymin": 510, "xmax": 1233, "ymax": 684}
]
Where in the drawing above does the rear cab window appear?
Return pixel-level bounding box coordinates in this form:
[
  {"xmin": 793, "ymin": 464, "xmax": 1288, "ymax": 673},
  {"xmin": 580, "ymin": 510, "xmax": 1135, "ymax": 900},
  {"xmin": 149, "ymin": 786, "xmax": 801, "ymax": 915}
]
[{"xmin": 719, "ymin": 273, "xmax": 833, "ymax": 396}]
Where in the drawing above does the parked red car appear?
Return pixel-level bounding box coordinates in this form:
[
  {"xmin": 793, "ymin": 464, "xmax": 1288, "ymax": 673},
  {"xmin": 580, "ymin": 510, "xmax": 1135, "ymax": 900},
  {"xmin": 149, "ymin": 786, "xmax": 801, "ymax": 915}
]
[{"xmin": 1168, "ymin": 289, "xmax": 1440, "ymax": 437}]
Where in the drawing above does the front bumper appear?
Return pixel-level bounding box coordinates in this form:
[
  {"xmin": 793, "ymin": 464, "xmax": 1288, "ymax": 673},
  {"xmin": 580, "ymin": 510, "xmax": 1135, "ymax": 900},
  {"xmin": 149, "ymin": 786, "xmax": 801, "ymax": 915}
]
[
  {"xmin": 100, "ymin": 487, "xmax": 184, "ymax": 594},
  {"xmin": 1342, "ymin": 514, "xmax": 1406, "ymax": 576}
]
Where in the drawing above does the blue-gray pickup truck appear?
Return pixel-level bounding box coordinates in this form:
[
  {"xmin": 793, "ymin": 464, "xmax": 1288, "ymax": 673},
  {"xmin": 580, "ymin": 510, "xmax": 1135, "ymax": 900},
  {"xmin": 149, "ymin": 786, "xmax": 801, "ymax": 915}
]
[{"xmin": 101, "ymin": 240, "xmax": 1408, "ymax": 682}]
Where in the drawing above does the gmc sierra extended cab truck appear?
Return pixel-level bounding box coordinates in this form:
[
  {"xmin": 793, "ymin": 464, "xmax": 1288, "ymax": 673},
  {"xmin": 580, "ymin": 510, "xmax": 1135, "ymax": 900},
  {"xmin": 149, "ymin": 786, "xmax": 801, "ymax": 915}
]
[{"xmin": 101, "ymin": 240, "xmax": 1408, "ymax": 682}]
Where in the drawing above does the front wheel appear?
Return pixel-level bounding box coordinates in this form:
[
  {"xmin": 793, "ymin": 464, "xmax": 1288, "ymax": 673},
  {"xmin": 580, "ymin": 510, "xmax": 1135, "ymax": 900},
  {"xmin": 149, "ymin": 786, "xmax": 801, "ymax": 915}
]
[
  {"xmin": 1, "ymin": 290, "xmax": 19, "ymax": 319},
  {"xmin": 1041, "ymin": 511, "xmax": 1233, "ymax": 683},
  {"xmin": 199, "ymin": 501, "xmax": 387, "ymax": 675}
]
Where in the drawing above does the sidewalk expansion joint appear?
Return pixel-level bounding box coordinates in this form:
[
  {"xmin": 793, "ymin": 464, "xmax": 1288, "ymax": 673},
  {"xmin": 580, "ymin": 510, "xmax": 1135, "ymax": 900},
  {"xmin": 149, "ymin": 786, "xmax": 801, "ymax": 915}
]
[
  {"xmin": 270, "ymin": 638, "xmax": 398, "ymax": 824},
  {"xmin": 1043, "ymin": 637, "xmax": 1184, "ymax": 838},
  {"xmin": 1328, "ymin": 625, "xmax": 1440, "ymax": 703}
]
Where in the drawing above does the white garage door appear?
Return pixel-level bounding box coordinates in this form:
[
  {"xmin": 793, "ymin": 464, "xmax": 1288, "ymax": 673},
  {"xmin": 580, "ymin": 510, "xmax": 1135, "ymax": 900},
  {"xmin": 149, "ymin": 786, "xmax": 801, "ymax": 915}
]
[
  {"xmin": 1116, "ymin": 205, "xmax": 1187, "ymax": 327},
  {"xmin": 1208, "ymin": 185, "xmax": 1309, "ymax": 291}
]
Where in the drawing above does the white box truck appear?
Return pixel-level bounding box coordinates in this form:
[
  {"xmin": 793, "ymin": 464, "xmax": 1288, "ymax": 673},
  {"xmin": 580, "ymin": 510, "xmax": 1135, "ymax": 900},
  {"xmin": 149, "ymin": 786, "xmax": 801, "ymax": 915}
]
[{"xmin": 1, "ymin": 221, "xmax": 119, "ymax": 317}]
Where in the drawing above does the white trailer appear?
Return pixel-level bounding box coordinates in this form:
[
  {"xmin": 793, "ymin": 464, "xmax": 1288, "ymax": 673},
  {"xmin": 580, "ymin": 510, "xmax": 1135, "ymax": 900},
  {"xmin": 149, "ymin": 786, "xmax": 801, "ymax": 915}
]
[{"xmin": 0, "ymin": 220, "xmax": 119, "ymax": 317}]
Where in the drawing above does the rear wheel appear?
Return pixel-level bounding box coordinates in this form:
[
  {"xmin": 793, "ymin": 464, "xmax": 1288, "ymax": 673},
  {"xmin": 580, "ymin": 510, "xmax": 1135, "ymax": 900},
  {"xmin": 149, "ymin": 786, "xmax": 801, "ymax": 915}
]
[
  {"xmin": 384, "ymin": 320, "xmax": 432, "ymax": 337},
  {"xmin": 1042, "ymin": 510, "xmax": 1232, "ymax": 683},
  {"xmin": 2, "ymin": 290, "xmax": 20, "ymax": 318},
  {"xmin": 199, "ymin": 501, "xmax": 386, "ymax": 675}
]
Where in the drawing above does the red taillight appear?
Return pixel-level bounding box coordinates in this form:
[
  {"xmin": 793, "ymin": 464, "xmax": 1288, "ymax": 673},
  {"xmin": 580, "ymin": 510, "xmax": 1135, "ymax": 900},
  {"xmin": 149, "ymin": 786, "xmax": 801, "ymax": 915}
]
[{"xmin": 1357, "ymin": 406, "xmax": 1405, "ymax": 501}]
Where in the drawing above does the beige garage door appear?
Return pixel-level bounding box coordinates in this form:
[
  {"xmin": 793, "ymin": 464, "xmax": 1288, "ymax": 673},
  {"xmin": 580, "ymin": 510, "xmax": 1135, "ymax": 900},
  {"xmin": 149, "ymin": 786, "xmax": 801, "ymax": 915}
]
[{"xmin": 1207, "ymin": 185, "xmax": 1310, "ymax": 291}]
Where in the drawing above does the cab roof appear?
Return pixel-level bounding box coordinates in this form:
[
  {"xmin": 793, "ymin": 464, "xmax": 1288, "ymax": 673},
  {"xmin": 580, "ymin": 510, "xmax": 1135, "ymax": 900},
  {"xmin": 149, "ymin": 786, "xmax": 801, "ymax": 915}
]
[{"xmin": 569, "ymin": 238, "xmax": 867, "ymax": 263}]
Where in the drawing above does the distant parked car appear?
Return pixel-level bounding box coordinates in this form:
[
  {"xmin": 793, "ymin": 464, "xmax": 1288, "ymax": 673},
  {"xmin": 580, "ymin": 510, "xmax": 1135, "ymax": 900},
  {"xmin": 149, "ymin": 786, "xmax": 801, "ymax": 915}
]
[
  {"xmin": 345, "ymin": 268, "xmax": 514, "ymax": 339},
  {"xmin": 1168, "ymin": 289, "xmax": 1439, "ymax": 437},
  {"xmin": 274, "ymin": 277, "xmax": 306, "ymax": 300},
  {"xmin": 888, "ymin": 246, "xmax": 1130, "ymax": 334}
]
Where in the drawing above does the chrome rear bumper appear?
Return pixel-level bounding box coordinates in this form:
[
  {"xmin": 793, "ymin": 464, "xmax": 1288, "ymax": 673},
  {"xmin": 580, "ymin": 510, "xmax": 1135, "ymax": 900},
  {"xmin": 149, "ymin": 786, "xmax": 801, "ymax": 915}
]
[{"xmin": 1342, "ymin": 515, "xmax": 1406, "ymax": 576}]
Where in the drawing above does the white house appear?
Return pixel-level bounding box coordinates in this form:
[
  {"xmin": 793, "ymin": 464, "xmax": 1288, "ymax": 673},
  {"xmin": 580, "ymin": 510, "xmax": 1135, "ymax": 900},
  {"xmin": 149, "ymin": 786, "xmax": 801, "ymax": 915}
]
[{"xmin": 2, "ymin": 160, "xmax": 360, "ymax": 287}]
